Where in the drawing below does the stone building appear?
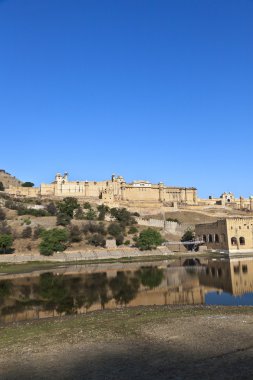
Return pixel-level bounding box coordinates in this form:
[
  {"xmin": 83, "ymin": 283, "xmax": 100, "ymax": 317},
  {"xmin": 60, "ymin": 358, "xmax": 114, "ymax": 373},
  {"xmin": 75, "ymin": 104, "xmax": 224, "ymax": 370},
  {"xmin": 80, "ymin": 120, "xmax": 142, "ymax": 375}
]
[
  {"xmin": 196, "ymin": 217, "xmax": 253, "ymax": 254},
  {"xmin": 198, "ymin": 192, "xmax": 253, "ymax": 211},
  {"xmin": 6, "ymin": 172, "xmax": 197, "ymax": 205}
]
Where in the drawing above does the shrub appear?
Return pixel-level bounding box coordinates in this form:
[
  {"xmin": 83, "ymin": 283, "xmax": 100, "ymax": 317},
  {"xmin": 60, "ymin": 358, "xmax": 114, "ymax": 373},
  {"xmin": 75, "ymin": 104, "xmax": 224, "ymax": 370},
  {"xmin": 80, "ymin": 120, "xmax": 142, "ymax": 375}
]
[
  {"xmin": 22, "ymin": 226, "xmax": 32, "ymax": 239},
  {"xmin": 22, "ymin": 218, "xmax": 31, "ymax": 225},
  {"xmin": 124, "ymin": 240, "xmax": 130, "ymax": 246},
  {"xmin": 82, "ymin": 222, "xmax": 106, "ymax": 235},
  {"xmin": 18, "ymin": 208, "xmax": 48, "ymax": 217},
  {"xmin": 166, "ymin": 217, "xmax": 180, "ymax": 224},
  {"xmin": 56, "ymin": 212, "xmax": 71, "ymax": 226},
  {"xmin": 0, "ymin": 182, "xmax": 4, "ymax": 191},
  {"xmin": 84, "ymin": 208, "xmax": 97, "ymax": 220},
  {"xmin": 181, "ymin": 228, "xmax": 195, "ymax": 251},
  {"xmin": 0, "ymin": 234, "xmax": 13, "ymax": 254},
  {"xmin": 68, "ymin": 225, "xmax": 82, "ymax": 243},
  {"xmin": 0, "ymin": 221, "xmax": 12, "ymax": 235},
  {"xmin": 97, "ymin": 204, "xmax": 110, "ymax": 221},
  {"xmin": 116, "ymin": 234, "xmax": 124, "ymax": 246},
  {"xmin": 46, "ymin": 202, "xmax": 57, "ymax": 216},
  {"xmin": 83, "ymin": 202, "xmax": 92, "ymax": 209},
  {"xmin": 128, "ymin": 226, "xmax": 138, "ymax": 234},
  {"xmin": 39, "ymin": 228, "xmax": 68, "ymax": 256},
  {"xmin": 88, "ymin": 233, "xmax": 106, "ymax": 247},
  {"xmin": 33, "ymin": 225, "xmax": 44, "ymax": 240},
  {"xmin": 74, "ymin": 207, "xmax": 85, "ymax": 220},
  {"xmin": 107, "ymin": 222, "xmax": 124, "ymax": 238},
  {"xmin": 136, "ymin": 228, "xmax": 163, "ymax": 250},
  {"xmin": 0, "ymin": 208, "xmax": 6, "ymax": 221}
]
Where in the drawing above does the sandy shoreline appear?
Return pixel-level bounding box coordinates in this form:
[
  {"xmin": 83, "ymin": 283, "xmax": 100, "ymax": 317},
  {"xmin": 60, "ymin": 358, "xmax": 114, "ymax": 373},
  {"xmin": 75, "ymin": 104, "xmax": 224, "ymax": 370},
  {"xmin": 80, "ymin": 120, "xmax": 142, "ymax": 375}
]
[{"xmin": 1, "ymin": 305, "xmax": 253, "ymax": 379}]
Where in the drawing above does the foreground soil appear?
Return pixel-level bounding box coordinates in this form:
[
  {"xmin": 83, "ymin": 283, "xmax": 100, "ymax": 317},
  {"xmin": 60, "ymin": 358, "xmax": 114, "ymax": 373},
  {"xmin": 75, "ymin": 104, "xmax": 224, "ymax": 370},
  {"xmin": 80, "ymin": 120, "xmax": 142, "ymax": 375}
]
[{"xmin": 1, "ymin": 306, "xmax": 253, "ymax": 379}]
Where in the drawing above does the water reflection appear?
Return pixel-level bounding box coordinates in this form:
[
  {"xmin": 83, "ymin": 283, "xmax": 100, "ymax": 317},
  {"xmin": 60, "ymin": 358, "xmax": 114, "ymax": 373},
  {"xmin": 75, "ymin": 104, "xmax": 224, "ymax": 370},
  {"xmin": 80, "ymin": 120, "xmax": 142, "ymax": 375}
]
[{"xmin": 1, "ymin": 257, "xmax": 253, "ymax": 323}]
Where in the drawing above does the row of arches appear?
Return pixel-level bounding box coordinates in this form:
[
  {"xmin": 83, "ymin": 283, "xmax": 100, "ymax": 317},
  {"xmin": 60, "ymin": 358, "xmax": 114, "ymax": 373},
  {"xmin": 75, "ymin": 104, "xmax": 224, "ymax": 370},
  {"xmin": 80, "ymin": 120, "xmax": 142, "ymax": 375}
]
[
  {"xmin": 231, "ymin": 237, "xmax": 245, "ymax": 246},
  {"xmin": 202, "ymin": 234, "xmax": 246, "ymax": 246},
  {"xmin": 203, "ymin": 234, "xmax": 222, "ymax": 243}
]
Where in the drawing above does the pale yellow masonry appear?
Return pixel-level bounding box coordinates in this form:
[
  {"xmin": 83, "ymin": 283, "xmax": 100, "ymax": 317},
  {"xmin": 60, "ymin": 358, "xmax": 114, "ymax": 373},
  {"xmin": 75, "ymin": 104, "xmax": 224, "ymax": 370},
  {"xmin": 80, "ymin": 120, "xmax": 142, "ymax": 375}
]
[
  {"xmin": 196, "ymin": 217, "xmax": 253, "ymax": 253},
  {"xmin": 5, "ymin": 172, "xmax": 197, "ymax": 205}
]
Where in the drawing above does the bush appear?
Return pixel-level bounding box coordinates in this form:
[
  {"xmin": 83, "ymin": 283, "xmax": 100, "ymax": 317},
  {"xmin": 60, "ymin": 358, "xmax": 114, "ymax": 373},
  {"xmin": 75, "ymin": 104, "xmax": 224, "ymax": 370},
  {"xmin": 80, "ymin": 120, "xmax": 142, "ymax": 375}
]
[
  {"xmin": 17, "ymin": 208, "xmax": 48, "ymax": 217},
  {"xmin": 46, "ymin": 202, "xmax": 57, "ymax": 216},
  {"xmin": 22, "ymin": 218, "xmax": 31, "ymax": 225},
  {"xmin": 74, "ymin": 207, "xmax": 85, "ymax": 220},
  {"xmin": 82, "ymin": 222, "xmax": 105, "ymax": 235},
  {"xmin": 22, "ymin": 226, "xmax": 32, "ymax": 239},
  {"xmin": 0, "ymin": 182, "xmax": 4, "ymax": 191},
  {"xmin": 0, "ymin": 208, "xmax": 6, "ymax": 221},
  {"xmin": 128, "ymin": 226, "xmax": 138, "ymax": 234},
  {"xmin": 57, "ymin": 197, "xmax": 80, "ymax": 218},
  {"xmin": 88, "ymin": 233, "xmax": 106, "ymax": 247},
  {"xmin": 97, "ymin": 204, "xmax": 110, "ymax": 221},
  {"xmin": 39, "ymin": 228, "xmax": 68, "ymax": 256},
  {"xmin": 68, "ymin": 225, "xmax": 82, "ymax": 243},
  {"xmin": 0, "ymin": 221, "xmax": 12, "ymax": 235},
  {"xmin": 84, "ymin": 208, "xmax": 97, "ymax": 220},
  {"xmin": 115, "ymin": 234, "xmax": 124, "ymax": 246},
  {"xmin": 83, "ymin": 202, "xmax": 92, "ymax": 209},
  {"xmin": 124, "ymin": 240, "xmax": 130, "ymax": 245},
  {"xmin": 0, "ymin": 234, "xmax": 13, "ymax": 253},
  {"xmin": 107, "ymin": 222, "xmax": 124, "ymax": 238},
  {"xmin": 33, "ymin": 225, "xmax": 44, "ymax": 240},
  {"xmin": 136, "ymin": 228, "xmax": 163, "ymax": 250},
  {"xmin": 56, "ymin": 212, "xmax": 71, "ymax": 226}
]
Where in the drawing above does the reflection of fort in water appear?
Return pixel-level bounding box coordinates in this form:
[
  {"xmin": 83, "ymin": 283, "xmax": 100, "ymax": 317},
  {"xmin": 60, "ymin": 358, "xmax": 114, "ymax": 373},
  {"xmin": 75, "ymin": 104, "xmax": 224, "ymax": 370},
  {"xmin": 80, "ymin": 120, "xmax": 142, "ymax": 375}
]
[{"xmin": 1, "ymin": 258, "xmax": 253, "ymax": 323}]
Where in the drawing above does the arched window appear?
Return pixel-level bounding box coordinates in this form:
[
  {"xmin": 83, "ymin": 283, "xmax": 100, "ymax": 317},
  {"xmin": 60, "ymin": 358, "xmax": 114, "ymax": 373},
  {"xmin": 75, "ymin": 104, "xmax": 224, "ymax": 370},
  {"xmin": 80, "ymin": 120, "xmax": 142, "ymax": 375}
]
[
  {"xmin": 231, "ymin": 237, "xmax": 237, "ymax": 246},
  {"xmin": 203, "ymin": 235, "xmax": 207, "ymax": 242},
  {"xmin": 209, "ymin": 234, "xmax": 213, "ymax": 243},
  {"xmin": 239, "ymin": 237, "xmax": 245, "ymax": 245},
  {"xmin": 215, "ymin": 234, "xmax": 219, "ymax": 243}
]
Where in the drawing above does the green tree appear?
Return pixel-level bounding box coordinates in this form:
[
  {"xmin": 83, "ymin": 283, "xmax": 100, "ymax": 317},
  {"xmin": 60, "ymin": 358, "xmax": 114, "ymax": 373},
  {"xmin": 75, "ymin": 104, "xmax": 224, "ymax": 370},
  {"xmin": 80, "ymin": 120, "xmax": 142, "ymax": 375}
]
[
  {"xmin": 21, "ymin": 182, "xmax": 34, "ymax": 187},
  {"xmin": 57, "ymin": 197, "xmax": 80, "ymax": 218},
  {"xmin": 181, "ymin": 228, "xmax": 195, "ymax": 251},
  {"xmin": 39, "ymin": 228, "xmax": 68, "ymax": 256},
  {"xmin": 128, "ymin": 226, "xmax": 138, "ymax": 234},
  {"xmin": 56, "ymin": 212, "xmax": 71, "ymax": 226},
  {"xmin": 0, "ymin": 234, "xmax": 13, "ymax": 254},
  {"xmin": 136, "ymin": 228, "xmax": 163, "ymax": 250},
  {"xmin": 110, "ymin": 207, "xmax": 136, "ymax": 227},
  {"xmin": 97, "ymin": 204, "xmax": 110, "ymax": 220},
  {"xmin": 0, "ymin": 182, "xmax": 4, "ymax": 191}
]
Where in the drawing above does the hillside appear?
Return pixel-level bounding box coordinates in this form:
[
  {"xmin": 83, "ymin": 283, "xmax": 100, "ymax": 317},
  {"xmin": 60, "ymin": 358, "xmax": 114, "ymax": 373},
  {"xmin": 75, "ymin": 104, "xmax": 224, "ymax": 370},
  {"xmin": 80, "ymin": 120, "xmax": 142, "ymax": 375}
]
[{"xmin": 0, "ymin": 169, "xmax": 23, "ymax": 189}]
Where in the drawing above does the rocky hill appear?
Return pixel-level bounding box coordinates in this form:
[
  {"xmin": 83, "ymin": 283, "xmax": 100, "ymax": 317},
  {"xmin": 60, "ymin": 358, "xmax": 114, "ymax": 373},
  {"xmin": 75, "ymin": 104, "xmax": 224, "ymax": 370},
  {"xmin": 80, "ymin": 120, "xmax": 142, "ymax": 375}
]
[{"xmin": 0, "ymin": 169, "xmax": 23, "ymax": 189}]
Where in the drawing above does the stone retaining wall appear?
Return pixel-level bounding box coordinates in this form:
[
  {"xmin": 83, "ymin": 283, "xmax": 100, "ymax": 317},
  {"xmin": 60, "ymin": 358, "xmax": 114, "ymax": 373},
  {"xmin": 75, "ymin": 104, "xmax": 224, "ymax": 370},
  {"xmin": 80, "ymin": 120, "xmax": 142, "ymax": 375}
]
[{"xmin": 0, "ymin": 247, "xmax": 173, "ymax": 264}]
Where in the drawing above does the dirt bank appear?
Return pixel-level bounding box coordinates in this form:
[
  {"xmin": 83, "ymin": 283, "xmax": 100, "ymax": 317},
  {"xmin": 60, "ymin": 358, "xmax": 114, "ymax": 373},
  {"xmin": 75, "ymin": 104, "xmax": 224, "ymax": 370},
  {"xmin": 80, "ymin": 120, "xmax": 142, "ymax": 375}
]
[{"xmin": 0, "ymin": 306, "xmax": 253, "ymax": 379}]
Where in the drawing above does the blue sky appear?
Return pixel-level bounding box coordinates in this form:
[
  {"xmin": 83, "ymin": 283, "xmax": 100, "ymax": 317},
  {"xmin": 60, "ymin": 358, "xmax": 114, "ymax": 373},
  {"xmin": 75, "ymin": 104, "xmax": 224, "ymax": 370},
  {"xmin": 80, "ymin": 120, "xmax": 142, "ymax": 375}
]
[{"xmin": 0, "ymin": 0, "xmax": 252, "ymax": 198}]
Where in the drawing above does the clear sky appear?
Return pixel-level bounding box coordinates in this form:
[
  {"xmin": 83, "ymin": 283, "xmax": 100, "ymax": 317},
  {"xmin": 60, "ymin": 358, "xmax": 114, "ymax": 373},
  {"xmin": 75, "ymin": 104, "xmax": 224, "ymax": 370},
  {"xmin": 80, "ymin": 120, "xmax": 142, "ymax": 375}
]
[{"xmin": 0, "ymin": 0, "xmax": 252, "ymax": 198}]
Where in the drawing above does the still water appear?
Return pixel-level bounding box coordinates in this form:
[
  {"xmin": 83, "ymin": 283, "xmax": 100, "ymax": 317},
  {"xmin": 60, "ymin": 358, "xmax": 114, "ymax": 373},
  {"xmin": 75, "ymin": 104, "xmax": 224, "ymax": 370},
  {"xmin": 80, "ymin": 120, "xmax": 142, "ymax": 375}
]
[{"xmin": 1, "ymin": 256, "xmax": 253, "ymax": 324}]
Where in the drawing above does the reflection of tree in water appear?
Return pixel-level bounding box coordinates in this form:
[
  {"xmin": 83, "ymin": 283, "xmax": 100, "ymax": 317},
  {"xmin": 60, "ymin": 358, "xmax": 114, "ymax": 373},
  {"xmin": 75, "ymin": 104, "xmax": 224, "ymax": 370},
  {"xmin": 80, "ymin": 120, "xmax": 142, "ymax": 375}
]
[
  {"xmin": 39, "ymin": 272, "xmax": 110, "ymax": 313},
  {"xmin": 76, "ymin": 273, "xmax": 110, "ymax": 310},
  {"xmin": 109, "ymin": 271, "xmax": 140, "ymax": 305},
  {"xmin": 139, "ymin": 267, "xmax": 164, "ymax": 289},
  {"xmin": 39, "ymin": 273, "xmax": 77, "ymax": 314},
  {"xmin": 0, "ymin": 280, "xmax": 12, "ymax": 305}
]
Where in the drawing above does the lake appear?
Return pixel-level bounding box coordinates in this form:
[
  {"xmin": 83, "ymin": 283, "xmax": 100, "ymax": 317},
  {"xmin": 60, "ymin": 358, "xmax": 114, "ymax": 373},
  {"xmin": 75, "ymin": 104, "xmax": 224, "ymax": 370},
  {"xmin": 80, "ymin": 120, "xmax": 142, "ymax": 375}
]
[{"xmin": 1, "ymin": 256, "xmax": 253, "ymax": 324}]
